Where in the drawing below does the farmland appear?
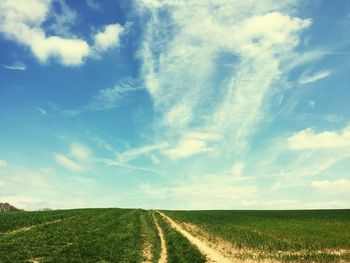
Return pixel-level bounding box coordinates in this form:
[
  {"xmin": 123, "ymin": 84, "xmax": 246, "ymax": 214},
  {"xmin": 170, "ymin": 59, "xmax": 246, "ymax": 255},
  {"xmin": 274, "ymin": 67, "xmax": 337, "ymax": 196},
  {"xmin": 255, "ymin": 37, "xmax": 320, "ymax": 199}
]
[
  {"xmin": 1, "ymin": 208, "xmax": 350, "ymax": 262},
  {"xmin": 0, "ymin": 209, "xmax": 149, "ymax": 262},
  {"xmin": 162, "ymin": 209, "xmax": 350, "ymax": 262}
]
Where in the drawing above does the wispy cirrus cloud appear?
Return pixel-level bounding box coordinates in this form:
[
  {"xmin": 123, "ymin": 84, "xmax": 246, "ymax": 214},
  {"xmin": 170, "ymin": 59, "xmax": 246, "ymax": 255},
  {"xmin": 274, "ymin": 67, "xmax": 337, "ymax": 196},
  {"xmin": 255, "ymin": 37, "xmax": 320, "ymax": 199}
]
[
  {"xmin": 137, "ymin": 0, "xmax": 311, "ymax": 160},
  {"xmin": 63, "ymin": 79, "xmax": 142, "ymax": 116},
  {"xmin": 54, "ymin": 142, "xmax": 94, "ymax": 172},
  {"xmin": 2, "ymin": 61, "xmax": 26, "ymax": 70},
  {"xmin": 54, "ymin": 153, "xmax": 86, "ymax": 172},
  {"xmin": 299, "ymin": 70, "xmax": 332, "ymax": 84},
  {"xmin": 116, "ymin": 143, "xmax": 167, "ymax": 163}
]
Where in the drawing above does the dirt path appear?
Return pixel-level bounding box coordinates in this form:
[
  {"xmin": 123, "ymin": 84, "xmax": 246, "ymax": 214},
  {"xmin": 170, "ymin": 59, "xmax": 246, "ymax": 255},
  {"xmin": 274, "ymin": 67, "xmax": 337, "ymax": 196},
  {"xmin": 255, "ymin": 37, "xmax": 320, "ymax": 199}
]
[
  {"xmin": 141, "ymin": 242, "xmax": 153, "ymax": 263},
  {"xmin": 158, "ymin": 211, "xmax": 238, "ymax": 263},
  {"xmin": 153, "ymin": 213, "xmax": 167, "ymax": 263}
]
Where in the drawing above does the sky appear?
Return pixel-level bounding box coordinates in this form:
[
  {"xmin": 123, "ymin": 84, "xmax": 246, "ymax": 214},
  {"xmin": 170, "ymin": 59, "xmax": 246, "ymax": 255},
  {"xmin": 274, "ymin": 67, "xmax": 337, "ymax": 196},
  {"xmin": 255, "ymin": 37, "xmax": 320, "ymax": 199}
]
[{"xmin": 0, "ymin": 0, "xmax": 350, "ymax": 210}]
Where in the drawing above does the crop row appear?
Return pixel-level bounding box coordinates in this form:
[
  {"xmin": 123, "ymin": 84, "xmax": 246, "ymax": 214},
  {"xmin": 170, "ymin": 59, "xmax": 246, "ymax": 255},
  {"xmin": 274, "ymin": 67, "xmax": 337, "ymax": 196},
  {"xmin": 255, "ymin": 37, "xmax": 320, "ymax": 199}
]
[
  {"xmin": 0, "ymin": 209, "xmax": 143, "ymax": 262},
  {"xmin": 162, "ymin": 209, "xmax": 350, "ymax": 262}
]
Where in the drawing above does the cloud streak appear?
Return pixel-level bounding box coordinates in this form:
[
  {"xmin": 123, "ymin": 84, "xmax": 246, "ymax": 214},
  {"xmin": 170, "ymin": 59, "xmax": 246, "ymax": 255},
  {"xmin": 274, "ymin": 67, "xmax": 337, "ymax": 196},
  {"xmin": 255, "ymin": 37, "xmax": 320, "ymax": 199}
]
[
  {"xmin": 299, "ymin": 70, "xmax": 332, "ymax": 84},
  {"xmin": 54, "ymin": 153, "xmax": 86, "ymax": 172},
  {"xmin": 2, "ymin": 61, "xmax": 26, "ymax": 70}
]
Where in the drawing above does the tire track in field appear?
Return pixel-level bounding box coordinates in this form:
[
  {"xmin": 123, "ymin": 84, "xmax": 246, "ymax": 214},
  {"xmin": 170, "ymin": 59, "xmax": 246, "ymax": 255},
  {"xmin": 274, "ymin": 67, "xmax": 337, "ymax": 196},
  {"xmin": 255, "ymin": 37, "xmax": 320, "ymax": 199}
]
[
  {"xmin": 157, "ymin": 211, "xmax": 236, "ymax": 263},
  {"xmin": 0, "ymin": 216, "xmax": 76, "ymax": 235},
  {"xmin": 153, "ymin": 213, "xmax": 167, "ymax": 263}
]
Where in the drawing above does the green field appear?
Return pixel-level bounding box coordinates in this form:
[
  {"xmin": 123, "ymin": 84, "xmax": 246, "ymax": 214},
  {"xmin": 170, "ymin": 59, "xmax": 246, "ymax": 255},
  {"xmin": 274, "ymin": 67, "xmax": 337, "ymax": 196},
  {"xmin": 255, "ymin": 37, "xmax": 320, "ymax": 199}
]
[
  {"xmin": 0, "ymin": 209, "xmax": 154, "ymax": 262},
  {"xmin": 154, "ymin": 212, "xmax": 205, "ymax": 263},
  {"xmin": 1, "ymin": 209, "xmax": 349, "ymax": 262},
  {"xmin": 162, "ymin": 209, "xmax": 350, "ymax": 262}
]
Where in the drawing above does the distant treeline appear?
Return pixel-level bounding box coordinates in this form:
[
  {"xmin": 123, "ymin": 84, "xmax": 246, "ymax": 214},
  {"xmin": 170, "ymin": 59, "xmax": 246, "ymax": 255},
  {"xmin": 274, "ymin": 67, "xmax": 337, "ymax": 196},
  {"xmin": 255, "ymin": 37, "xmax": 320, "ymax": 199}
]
[{"xmin": 0, "ymin": 202, "xmax": 22, "ymax": 212}]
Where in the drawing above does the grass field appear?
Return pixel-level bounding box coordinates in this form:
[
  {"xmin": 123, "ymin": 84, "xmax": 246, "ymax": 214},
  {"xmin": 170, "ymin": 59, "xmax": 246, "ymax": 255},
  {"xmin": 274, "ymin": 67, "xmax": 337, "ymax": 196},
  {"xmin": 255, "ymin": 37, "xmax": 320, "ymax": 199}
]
[
  {"xmin": 1, "ymin": 208, "xmax": 349, "ymax": 262},
  {"xmin": 162, "ymin": 209, "xmax": 350, "ymax": 262}
]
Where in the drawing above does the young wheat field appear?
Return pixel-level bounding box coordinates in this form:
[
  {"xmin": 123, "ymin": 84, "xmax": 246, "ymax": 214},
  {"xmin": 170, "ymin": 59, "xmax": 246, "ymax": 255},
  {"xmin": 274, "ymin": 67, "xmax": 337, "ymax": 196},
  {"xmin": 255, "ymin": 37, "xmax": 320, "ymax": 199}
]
[{"xmin": 0, "ymin": 208, "xmax": 349, "ymax": 262}]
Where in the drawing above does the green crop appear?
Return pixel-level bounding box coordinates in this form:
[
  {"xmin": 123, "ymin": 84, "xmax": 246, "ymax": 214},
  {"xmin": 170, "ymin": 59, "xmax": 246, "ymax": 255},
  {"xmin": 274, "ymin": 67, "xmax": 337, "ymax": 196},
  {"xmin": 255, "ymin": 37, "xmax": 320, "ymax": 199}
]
[
  {"xmin": 154, "ymin": 212, "xmax": 205, "ymax": 263},
  {"xmin": 0, "ymin": 209, "xmax": 143, "ymax": 262},
  {"xmin": 162, "ymin": 209, "xmax": 350, "ymax": 262},
  {"xmin": 140, "ymin": 210, "xmax": 161, "ymax": 263}
]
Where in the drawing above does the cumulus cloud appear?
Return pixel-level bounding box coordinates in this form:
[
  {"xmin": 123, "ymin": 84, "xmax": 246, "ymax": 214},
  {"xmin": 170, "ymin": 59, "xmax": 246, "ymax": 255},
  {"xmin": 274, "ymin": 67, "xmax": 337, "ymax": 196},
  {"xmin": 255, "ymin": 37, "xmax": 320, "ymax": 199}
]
[
  {"xmin": 0, "ymin": 0, "xmax": 124, "ymax": 66},
  {"xmin": 93, "ymin": 24, "xmax": 124, "ymax": 52},
  {"xmin": 288, "ymin": 125, "xmax": 350, "ymax": 150},
  {"xmin": 2, "ymin": 61, "xmax": 26, "ymax": 70},
  {"xmin": 0, "ymin": 0, "xmax": 90, "ymax": 66},
  {"xmin": 299, "ymin": 70, "xmax": 332, "ymax": 84},
  {"xmin": 54, "ymin": 153, "xmax": 85, "ymax": 172}
]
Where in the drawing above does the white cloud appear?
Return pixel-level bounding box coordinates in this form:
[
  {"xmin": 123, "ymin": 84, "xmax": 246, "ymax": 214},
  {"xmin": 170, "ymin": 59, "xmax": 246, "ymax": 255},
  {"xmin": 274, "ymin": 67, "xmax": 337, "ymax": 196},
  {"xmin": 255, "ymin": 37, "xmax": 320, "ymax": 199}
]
[
  {"xmin": 2, "ymin": 61, "xmax": 26, "ymax": 70},
  {"xmin": 288, "ymin": 125, "xmax": 350, "ymax": 150},
  {"xmin": 117, "ymin": 143, "xmax": 167, "ymax": 163},
  {"xmin": 311, "ymin": 179, "xmax": 350, "ymax": 194},
  {"xmin": 0, "ymin": 0, "xmax": 90, "ymax": 66},
  {"xmin": 93, "ymin": 24, "xmax": 124, "ymax": 52},
  {"xmin": 100, "ymin": 158, "xmax": 163, "ymax": 176},
  {"xmin": 163, "ymin": 131, "xmax": 220, "ymax": 159},
  {"xmin": 97, "ymin": 79, "xmax": 140, "ymax": 103},
  {"xmin": 54, "ymin": 153, "xmax": 85, "ymax": 172},
  {"xmin": 138, "ymin": 0, "xmax": 311, "ymax": 158},
  {"xmin": 31, "ymin": 36, "xmax": 90, "ymax": 65},
  {"xmin": 299, "ymin": 70, "xmax": 332, "ymax": 84},
  {"xmin": 48, "ymin": 0, "xmax": 77, "ymax": 36},
  {"xmin": 0, "ymin": 160, "xmax": 7, "ymax": 167},
  {"xmin": 70, "ymin": 143, "xmax": 92, "ymax": 162},
  {"xmin": 164, "ymin": 139, "xmax": 213, "ymax": 159},
  {"xmin": 0, "ymin": 1, "xmax": 125, "ymax": 66}
]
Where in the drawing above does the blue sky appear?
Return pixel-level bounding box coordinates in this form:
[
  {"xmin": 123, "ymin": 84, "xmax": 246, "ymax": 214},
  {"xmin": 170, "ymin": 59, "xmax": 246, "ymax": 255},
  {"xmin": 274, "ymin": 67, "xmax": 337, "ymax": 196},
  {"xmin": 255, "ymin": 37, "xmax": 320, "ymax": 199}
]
[{"xmin": 0, "ymin": 0, "xmax": 350, "ymax": 210}]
